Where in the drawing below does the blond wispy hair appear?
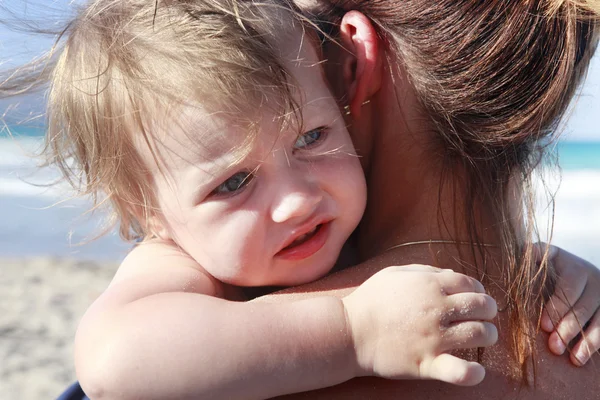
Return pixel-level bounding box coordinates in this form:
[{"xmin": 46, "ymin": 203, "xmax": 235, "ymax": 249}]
[{"xmin": 2, "ymin": 0, "xmax": 306, "ymax": 241}]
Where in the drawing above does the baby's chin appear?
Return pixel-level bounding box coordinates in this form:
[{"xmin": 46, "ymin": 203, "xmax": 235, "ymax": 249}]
[
  {"xmin": 268, "ymin": 259, "xmax": 338, "ymax": 288},
  {"xmin": 276, "ymin": 268, "xmax": 333, "ymax": 287},
  {"xmin": 234, "ymin": 259, "xmax": 337, "ymax": 289},
  {"xmin": 233, "ymin": 262, "xmax": 336, "ymax": 300}
]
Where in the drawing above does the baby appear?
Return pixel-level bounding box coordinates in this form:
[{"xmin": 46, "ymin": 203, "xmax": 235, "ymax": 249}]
[{"xmin": 9, "ymin": 0, "xmax": 597, "ymax": 399}]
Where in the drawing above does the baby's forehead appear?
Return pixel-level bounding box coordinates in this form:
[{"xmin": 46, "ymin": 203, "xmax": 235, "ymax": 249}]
[
  {"xmin": 137, "ymin": 104, "xmax": 284, "ymax": 175},
  {"xmin": 273, "ymin": 23, "xmax": 324, "ymax": 72},
  {"xmin": 136, "ymin": 27, "xmax": 334, "ymax": 172}
]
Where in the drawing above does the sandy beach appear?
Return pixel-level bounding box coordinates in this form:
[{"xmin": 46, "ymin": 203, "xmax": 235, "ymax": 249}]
[{"xmin": 1, "ymin": 257, "xmax": 118, "ymax": 400}]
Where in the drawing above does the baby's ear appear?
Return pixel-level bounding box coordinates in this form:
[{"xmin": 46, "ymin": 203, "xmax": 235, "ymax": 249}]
[{"xmin": 338, "ymin": 11, "xmax": 383, "ymax": 118}]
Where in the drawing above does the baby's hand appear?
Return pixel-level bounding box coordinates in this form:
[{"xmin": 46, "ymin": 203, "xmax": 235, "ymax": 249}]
[
  {"xmin": 342, "ymin": 265, "xmax": 497, "ymax": 386},
  {"xmin": 538, "ymin": 244, "xmax": 600, "ymax": 366}
]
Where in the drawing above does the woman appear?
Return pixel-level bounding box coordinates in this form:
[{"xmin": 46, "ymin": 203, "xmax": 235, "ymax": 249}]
[
  {"xmin": 1, "ymin": 1, "xmax": 598, "ymax": 399},
  {"xmin": 261, "ymin": 0, "xmax": 600, "ymax": 398}
]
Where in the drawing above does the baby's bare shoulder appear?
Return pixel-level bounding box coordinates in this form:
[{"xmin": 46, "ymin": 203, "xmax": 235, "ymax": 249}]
[
  {"xmin": 101, "ymin": 239, "xmax": 226, "ymax": 305},
  {"xmin": 115, "ymin": 239, "xmax": 197, "ymax": 276}
]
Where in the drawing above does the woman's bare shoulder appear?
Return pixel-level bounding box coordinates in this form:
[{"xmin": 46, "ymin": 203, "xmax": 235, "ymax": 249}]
[
  {"xmin": 263, "ymin": 248, "xmax": 599, "ymax": 399},
  {"xmin": 521, "ymin": 334, "xmax": 600, "ymax": 398},
  {"xmin": 275, "ymin": 332, "xmax": 599, "ymax": 400}
]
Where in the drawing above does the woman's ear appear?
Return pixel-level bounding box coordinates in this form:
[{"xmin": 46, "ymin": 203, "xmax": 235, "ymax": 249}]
[{"xmin": 339, "ymin": 10, "xmax": 383, "ymax": 118}]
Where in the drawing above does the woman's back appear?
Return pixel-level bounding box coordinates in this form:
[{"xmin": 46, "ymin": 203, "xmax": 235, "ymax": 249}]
[
  {"xmin": 274, "ymin": 250, "xmax": 600, "ymax": 399},
  {"xmin": 281, "ymin": 331, "xmax": 598, "ymax": 399}
]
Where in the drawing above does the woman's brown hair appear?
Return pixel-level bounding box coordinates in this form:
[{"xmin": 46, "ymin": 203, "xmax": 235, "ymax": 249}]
[{"xmin": 308, "ymin": 0, "xmax": 600, "ymax": 383}]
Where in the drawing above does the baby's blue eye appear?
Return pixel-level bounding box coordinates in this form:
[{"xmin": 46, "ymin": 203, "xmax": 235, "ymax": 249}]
[
  {"xmin": 212, "ymin": 171, "xmax": 254, "ymax": 196},
  {"xmin": 294, "ymin": 127, "xmax": 327, "ymax": 150}
]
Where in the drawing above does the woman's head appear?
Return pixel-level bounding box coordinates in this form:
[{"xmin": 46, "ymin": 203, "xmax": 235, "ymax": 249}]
[
  {"xmin": 302, "ymin": 0, "xmax": 599, "ymax": 175},
  {"xmin": 329, "ymin": 0, "xmax": 597, "ymax": 152},
  {"xmin": 300, "ymin": 0, "xmax": 600, "ymax": 378}
]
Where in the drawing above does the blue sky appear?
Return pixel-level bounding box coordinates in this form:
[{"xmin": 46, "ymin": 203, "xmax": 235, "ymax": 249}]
[
  {"xmin": 0, "ymin": 0, "xmax": 75, "ymax": 68},
  {"xmin": 564, "ymin": 55, "xmax": 600, "ymax": 141},
  {"xmin": 1, "ymin": 0, "xmax": 599, "ymax": 141}
]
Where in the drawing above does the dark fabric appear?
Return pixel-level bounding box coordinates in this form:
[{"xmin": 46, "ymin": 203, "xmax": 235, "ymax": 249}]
[{"xmin": 56, "ymin": 382, "xmax": 89, "ymax": 400}]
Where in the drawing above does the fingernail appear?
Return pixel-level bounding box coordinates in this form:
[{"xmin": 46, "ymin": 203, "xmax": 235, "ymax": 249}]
[{"xmin": 575, "ymin": 349, "xmax": 588, "ymax": 365}]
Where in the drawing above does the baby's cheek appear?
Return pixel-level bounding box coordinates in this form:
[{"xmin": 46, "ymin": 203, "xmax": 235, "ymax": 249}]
[
  {"xmin": 321, "ymin": 156, "xmax": 367, "ymax": 224},
  {"xmin": 207, "ymin": 221, "xmax": 266, "ymax": 286},
  {"xmin": 195, "ymin": 248, "xmax": 249, "ymax": 286},
  {"xmin": 320, "ymin": 153, "xmax": 362, "ymax": 178},
  {"xmin": 337, "ymin": 157, "xmax": 367, "ymax": 197}
]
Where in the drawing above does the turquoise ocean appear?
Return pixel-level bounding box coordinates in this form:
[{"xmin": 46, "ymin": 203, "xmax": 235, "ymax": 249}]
[{"xmin": 1, "ymin": 126, "xmax": 599, "ymax": 263}]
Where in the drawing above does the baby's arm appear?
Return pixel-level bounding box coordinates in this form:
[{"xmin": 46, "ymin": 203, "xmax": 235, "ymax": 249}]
[
  {"xmin": 76, "ymin": 243, "xmax": 497, "ymax": 400},
  {"xmin": 538, "ymin": 244, "xmax": 600, "ymax": 366},
  {"xmin": 75, "ymin": 241, "xmax": 354, "ymax": 400},
  {"xmin": 257, "ymin": 264, "xmax": 499, "ymax": 386}
]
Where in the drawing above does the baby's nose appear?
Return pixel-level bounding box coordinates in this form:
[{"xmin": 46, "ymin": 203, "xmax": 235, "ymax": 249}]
[{"xmin": 271, "ymin": 189, "xmax": 323, "ymax": 223}]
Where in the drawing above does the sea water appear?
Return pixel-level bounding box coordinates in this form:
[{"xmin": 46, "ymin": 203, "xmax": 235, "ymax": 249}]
[
  {"xmin": 1, "ymin": 127, "xmax": 599, "ymax": 263},
  {"xmin": 0, "ymin": 127, "xmax": 131, "ymax": 261}
]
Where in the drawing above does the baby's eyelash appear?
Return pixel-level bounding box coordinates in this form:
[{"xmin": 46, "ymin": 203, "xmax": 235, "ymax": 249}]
[
  {"xmin": 293, "ymin": 126, "xmax": 329, "ymax": 151},
  {"xmin": 210, "ymin": 170, "xmax": 255, "ymax": 197}
]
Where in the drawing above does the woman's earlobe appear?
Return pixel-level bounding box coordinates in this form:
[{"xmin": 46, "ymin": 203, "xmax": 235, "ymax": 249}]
[{"xmin": 339, "ymin": 11, "xmax": 383, "ymax": 118}]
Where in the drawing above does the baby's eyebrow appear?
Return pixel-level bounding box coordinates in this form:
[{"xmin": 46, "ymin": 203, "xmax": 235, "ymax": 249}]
[{"xmin": 187, "ymin": 156, "xmax": 257, "ymax": 205}]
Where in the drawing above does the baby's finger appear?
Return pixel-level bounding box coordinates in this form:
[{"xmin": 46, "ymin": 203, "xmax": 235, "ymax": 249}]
[
  {"xmin": 444, "ymin": 293, "xmax": 497, "ymax": 323},
  {"xmin": 541, "ymin": 246, "xmax": 589, "ymax": 332},
  {"xmin": 550, "ymin": 292, "xmax": 600, "ymax": 355},
  {"xmin": 442, "ymin": 321, "xmax": 498, "ymax": 352},
  {"xmin": 542, "ymin": 278, "xmax": 586, "ymax": 333},
  {"xmin": 438, "ymin": 272, "xmax": 486, "ymax": 295},
  {"xmin": 570, "ymin": 311, "xmax": 600, "ymax": 366},
  {"xmin": 424, "ymin": 353, "xmax": 485, "ymax": 386},
  {"xmin": 391, "ymin": 264, "xmax": 444, "ymax": 273}
]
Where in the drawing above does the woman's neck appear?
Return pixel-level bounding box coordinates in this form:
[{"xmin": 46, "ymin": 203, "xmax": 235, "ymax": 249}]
[{"xmin": 355, "ymin": 72, "xmax": 505, "ymax": 278}]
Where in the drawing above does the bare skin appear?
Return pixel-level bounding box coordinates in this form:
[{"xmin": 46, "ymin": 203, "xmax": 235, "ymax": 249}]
[
  {"xmin": 258, "ymin": 9, "xmax": 600, "ymax": 399},
  {"xmin": 73, "ymin": 26, "xmax": 500, "ymax": 399},
  {"xmin": 262, "ymin": 248, "xmax": 599, "ymax": 400}
]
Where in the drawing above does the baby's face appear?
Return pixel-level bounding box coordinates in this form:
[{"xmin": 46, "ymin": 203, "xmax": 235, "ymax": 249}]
[{"xmin": 144, "ymin": 33, "xmax": 366, "ymax": 287}]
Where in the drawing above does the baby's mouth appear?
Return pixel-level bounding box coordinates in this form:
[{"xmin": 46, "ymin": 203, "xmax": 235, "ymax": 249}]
[{"xmin": 282, "ymin": 224, "xmax": 323, "ymax": 251}]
